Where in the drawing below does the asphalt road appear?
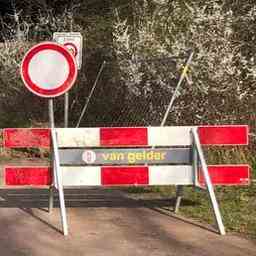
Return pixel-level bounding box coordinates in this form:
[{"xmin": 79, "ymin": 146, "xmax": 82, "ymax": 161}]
[{"xmin": 0, "ymin": 188, "xmax": 255, "ymax": 256}]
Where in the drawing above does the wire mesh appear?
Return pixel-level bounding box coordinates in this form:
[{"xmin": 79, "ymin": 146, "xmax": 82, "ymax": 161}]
[{"xmin": 74, "ymin": 53, "xmax": 190, "ymax": 127}]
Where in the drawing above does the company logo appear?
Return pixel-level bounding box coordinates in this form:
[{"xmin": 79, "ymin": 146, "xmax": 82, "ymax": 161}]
[{"xmin": 82, "ymin": 150, "xmax": 96, "ymax": 164}]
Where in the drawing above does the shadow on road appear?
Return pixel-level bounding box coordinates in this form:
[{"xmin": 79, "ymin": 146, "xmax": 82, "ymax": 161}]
[
  {"xmin": 0, "ymin": 187, "xmax": 205, "ymax": 234},
  {"xmin": 0, "ymin": 188, "xmax": 197, "ymax": 209}
]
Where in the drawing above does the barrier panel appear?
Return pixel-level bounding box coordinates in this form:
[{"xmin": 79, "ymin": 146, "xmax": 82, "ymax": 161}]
[{"xmin": 2, "ymin": 125, "xmax": 250, "ymax": 235}]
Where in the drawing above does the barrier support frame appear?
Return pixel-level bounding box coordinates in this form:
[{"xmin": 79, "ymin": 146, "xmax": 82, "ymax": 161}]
[
  {"xmin": 51, "ymin": 128, "xmax": 68, "ymax": 236},
  {"xmin": 191, "ymin": 127, "xmax": 226, "ymax": 235}
]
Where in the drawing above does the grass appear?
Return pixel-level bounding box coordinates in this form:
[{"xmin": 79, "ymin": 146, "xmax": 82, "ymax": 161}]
[
  {"xmin": 182, "ymin": 186, "xmax": 256, "ymax": 238},
  {"xmin": 126, "ymin": 184, "xmax": 256, "ymax": 239},
  {"xmin": 126, "ymin": 148, "xmax": 256, "ymax": 239},
  {"xmin": 180, "ymin": 148, "xmax": 256, "ymax": 238}
]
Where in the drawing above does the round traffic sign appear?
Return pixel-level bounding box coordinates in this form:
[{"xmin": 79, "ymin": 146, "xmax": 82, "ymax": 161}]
[
  {"xmin": 21, "ymin": 42, "xmax": 77, "ymax": 98},
  {"xmin": 64, "ymin": 42, "xmax": 78, "ymax": 57}
]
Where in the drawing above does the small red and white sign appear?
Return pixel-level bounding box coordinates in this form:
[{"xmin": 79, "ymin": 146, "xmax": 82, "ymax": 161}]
[
  {"xmin": 53, "ymin": 32, "xmax": 83, "ymax": 69},
  {"xmin": 64, "ymin": 42, "xmax": 78, "ymax": 57},
  {"xmin": 21, "ymin": 42, "xmax": 77, "ymax": 98}
]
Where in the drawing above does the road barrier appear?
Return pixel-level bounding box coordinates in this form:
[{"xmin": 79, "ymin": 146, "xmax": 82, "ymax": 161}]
[{"xmin": 2, "ymin": 125, "xmax": 250, "ymax": 235}]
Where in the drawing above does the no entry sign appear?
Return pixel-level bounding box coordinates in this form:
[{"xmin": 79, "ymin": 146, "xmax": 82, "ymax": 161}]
[{"xmin": 21, "ymin": 42, "xmax": 77, "ymax": 98}]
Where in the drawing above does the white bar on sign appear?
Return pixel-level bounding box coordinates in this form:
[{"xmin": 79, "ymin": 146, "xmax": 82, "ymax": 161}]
[
  {"xmin": 149, "ymin": 165, "xmax": 193, "ymax": 185},
  {"xmin": 56, "ymin": 128, "xmax": 100, "ymax": 147},
  {"xmin": 148, "ymin": 126, "xmax": 194, "ymax": 146},
  {"xmin": 61, "ymin": 166, "xmax": 101, "ymax": 186}
]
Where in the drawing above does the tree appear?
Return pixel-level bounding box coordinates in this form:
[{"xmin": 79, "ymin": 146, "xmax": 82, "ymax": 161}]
[{"xmin": 112, "ymin": 0, "xmax": 256, "ymax": 126}]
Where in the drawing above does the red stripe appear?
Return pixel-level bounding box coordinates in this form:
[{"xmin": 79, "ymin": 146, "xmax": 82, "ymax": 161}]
[
  {"xmin": 3, "ymin": 128, "xmax": 50, "ymax": 148},
  {"xmin": 100, "ymin": 128, "xmax": 148, "ymax": 147},
  {"xmin": 101, "ymin": 166, "xmax": 149, "ymax": 185},
  {"xmin": 5, "ymin": 167, "xmax": 52, "ymax": 186},
  {"xmin": 198, "ymin": 165, "xmax": 250, "ymax": 186},
  {"xmin": 198, "ymin": 126, "xmax": 248, "ymax": 145}
]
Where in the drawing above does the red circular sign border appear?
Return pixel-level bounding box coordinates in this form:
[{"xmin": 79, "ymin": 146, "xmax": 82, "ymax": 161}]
[
  {"xmin": 21, "ymin": 42, "xmax": 77, "ymax": 98},
  {"xmin": 64, "ymin": 42, "xmax": 78, "ymax": 57}
]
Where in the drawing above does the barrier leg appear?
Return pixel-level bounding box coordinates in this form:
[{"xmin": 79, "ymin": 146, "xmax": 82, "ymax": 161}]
[
  {"xmin": 51, "ymin": 129, "xmax": 68, "ymax": 236},
  {"xmin": 192, "ymin": 128, "xmax": 226, "ymax": 235},
  {"xmin": 174, "ymin": 185, "xmax": 183, "ymax": 213}
]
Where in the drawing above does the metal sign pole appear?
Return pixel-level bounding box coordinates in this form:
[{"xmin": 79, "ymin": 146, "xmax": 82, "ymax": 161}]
[
  {"xmin": 53, "ymin": 32, "xmax": 83, "ymax": 128},
  {"xmin": 49, "ymin": 99, "xmax": 55, "ymax": 128},
  {"xmin": 48, "ymin": 99, "xmax": 55, "ymax": 212},
  {"xmin": 64, "ymin": 93, "xmax": 69, "ymax": 127}
]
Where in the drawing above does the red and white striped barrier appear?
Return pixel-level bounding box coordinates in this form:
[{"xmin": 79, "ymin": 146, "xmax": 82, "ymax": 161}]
[
  {"xmin": 4, "ymin": 125, "xmax": 248, "ymax": 148},
  {"xmin": 2, "ymin": 125, "xmax": 250, "ymax": 236},
  {"xmin": 3, "ymin": 125, "xmax": 249, "ymax": 187},
  {"xmin": 4, "ymin": 164, "xmax": 250, "ymax": 187}
]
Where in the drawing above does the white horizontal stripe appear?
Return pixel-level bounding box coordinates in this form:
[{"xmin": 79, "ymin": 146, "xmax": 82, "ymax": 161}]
[
  {"xmin": 149, "ymin": 165, "xmax": 193, "ymax": 185},
  {"xmin": 61, "ymin": 165, "xmax": 193, "ymax": 186},
  {"xmin": 61, "ymin": 165, "xmax": 194, "ymax": 186},
  {"xmin": 56, "ymin": 128, "xmax": 100, "ymax": 147},
  {"xmin": 148, "ymin": 126, "xmax": 194, "ymax": 146},
  {"xmin": 61, "ymin": 166, "xmax": 101, "ymax": 186}
]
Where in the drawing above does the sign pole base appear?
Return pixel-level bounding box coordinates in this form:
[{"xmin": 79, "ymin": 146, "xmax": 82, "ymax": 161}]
[{"xmin": 48, "ymin": 187, "xmax": 54, "ymax": 213}]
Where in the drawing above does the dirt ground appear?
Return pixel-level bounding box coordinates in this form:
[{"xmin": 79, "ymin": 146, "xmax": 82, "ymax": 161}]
[{"xmin": 0, "ymin": 187, "xmax": 255, "ymax": 256}]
